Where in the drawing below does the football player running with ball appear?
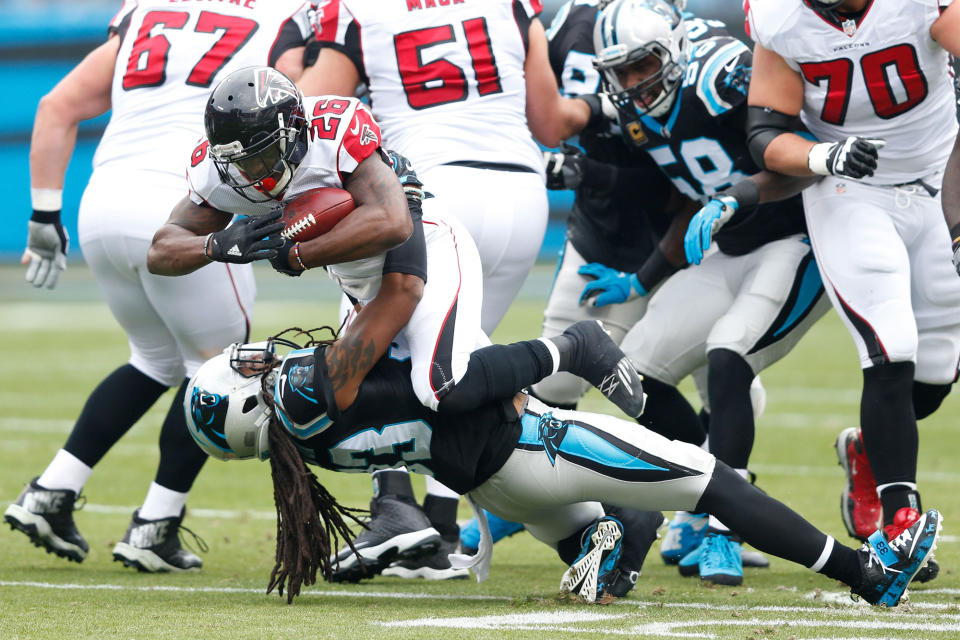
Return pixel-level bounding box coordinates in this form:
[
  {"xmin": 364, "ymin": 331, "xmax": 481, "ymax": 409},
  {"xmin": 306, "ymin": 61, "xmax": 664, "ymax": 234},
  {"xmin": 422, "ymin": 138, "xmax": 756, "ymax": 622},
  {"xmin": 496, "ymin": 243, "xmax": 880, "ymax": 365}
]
[
  {"xmin": 746, "ymin": 0, "xmax": 960, "ymax": 582},
  {"xmin": 7, "ymin": 0, "xmax": 312, "ymax": 572},
  {"xmin": 147, "ymin": 67, "xmax": 648, "ymax": 580}
]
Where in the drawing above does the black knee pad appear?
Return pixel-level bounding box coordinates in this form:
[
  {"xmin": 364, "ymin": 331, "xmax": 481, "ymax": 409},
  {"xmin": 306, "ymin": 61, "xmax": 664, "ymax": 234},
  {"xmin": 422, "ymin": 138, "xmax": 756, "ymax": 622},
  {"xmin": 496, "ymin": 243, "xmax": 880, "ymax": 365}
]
[{"xmin": 913, "ymin": 381, "xmax": 952, "ymax": 420}]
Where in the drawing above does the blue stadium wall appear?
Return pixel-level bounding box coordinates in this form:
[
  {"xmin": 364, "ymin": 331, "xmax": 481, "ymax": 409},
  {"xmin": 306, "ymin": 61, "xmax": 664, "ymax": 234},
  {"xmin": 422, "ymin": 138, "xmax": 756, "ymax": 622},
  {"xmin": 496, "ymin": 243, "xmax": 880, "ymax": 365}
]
[{"xmin": 0, "ymin": 0, "xmax": 743, "ymax": 260}]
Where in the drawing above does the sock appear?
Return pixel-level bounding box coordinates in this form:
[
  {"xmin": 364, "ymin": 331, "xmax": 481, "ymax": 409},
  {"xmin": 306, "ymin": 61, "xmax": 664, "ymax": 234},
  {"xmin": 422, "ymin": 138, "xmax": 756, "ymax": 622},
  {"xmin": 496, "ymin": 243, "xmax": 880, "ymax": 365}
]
[
  {"xmin": 638, "ymin": 376, "xmax": 706, "ymax": 445},
  {"xmin": 63, "ymin": 364, "xmax": 168, "ymax": 467},
  {"xmin": 154, "ymin": 379, "xmax": 207, "ymax": 493},
  {"xmin": 372, "ymin": 469, "xmax": 415, "ymax": 501},
  {"xmin": 423, "ymin": 494, "xmax": 460, "ymax": 540},
  {"xmin": 816, "ymin": 537, "xmax": 863, "ymax": 588},
  {"xmin": 557, "ymin": 524, "xmax": 589, "ymax": 565},
  {"xmin": 37, "ymin": 449, "xmax": 93, "ymax": 494},
  {"xmin": 860, "ymin": 362, "xmax": 918, "ymax": 498},
  {"xmin": 541, "ymin": 334, "xmax": 575, "ymax": 372},
  {"xmin": 705, "ymin": 349, "xmax": 755, "ymax": 469},
  {"xmin": 138, "ymin": 482, "xmax": 189, "ymax": 521},
  {"xmin": 878, "ymin": 484, "xmax": 921, "ymax": 523},
  {"xmin": 913, "ymin": 380, "xmax": 952, "ymax": 420},
  {"xmin": 698, "ymin": 408, "xmax": 711, "ymax": 433}
]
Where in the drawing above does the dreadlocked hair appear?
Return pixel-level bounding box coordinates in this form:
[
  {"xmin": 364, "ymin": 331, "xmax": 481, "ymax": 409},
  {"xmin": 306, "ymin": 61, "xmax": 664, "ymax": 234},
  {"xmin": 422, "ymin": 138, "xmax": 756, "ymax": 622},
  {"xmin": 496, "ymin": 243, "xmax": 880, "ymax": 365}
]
[{"xmin": 259, "ymin": 326, "xmax": 368, "ymax": 604}]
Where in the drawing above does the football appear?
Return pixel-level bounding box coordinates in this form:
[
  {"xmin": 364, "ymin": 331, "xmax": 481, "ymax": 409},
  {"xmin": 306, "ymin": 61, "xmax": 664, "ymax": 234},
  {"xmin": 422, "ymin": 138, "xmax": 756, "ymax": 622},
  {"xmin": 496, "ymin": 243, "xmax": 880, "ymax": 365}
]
[{"xmin": 280, "ymin": 187, "xmax": 356, "ymax": 243}]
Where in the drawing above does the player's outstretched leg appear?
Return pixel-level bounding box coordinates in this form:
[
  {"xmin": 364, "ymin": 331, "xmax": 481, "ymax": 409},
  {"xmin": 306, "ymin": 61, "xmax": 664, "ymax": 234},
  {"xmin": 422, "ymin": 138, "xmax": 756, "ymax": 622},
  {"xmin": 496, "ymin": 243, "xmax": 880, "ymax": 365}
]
[
  {"xmin": 696, "ymin": 462, "xmax": 941, "ymax": 606},
  {"xmin": 4, "ymin": 478, "xmax": 88, "ymax": 563}
]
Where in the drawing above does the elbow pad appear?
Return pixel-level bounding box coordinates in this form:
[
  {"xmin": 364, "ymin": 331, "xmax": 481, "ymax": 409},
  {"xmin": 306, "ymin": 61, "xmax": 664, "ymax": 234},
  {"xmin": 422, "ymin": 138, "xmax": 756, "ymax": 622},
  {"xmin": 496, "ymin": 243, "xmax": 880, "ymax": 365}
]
[{"xmin": 746, "ymin": 106, "xmax": 805, "ymax": 170}]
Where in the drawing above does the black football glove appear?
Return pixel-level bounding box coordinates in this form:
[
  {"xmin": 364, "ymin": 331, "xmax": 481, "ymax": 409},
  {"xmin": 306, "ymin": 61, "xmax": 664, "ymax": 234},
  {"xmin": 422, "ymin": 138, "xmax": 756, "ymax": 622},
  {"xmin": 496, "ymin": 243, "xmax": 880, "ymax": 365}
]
[
  {"xmin": 207, "ymin": 209, "xmax": 284, "ymax": 264},
  {"xmin": 385, "ymin": 149, "xmax": 426, "ymax": 201},
  {"xmin": 269, "ymin": 237, "xmax": 303, "ymax": 276},
  {"xmin": 808, "ymin": 136, "xmax": 886, "ymax": 179},
  {"xmin": 543, "ymin": 144, "xmax": 586, "ymax": 190},
  {"xmin": 23, "ymin": 210, "xmax": 69, "ymax": 289}
]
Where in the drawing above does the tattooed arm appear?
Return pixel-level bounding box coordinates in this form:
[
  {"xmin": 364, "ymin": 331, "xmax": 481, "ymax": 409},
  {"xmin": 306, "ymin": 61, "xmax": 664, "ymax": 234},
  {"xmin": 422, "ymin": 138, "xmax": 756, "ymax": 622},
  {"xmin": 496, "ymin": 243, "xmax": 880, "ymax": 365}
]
[
  {"xmin": 324, "ymin": 271, "xmax": 424, "ymax": 410},
  {"xmin": 296, "ymin": 152, "xmax": 412, "ymax": 268},
  {"xmin": 147, "ymin": 197, "xmax": 234, "ymax": 275}
]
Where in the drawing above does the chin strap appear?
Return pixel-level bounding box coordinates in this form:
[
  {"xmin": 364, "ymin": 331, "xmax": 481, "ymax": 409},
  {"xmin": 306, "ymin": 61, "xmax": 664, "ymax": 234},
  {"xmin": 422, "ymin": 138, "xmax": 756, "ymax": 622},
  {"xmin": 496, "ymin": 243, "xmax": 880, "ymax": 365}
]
[{"xmin": 447, "ymin": 495, "xmax": 493, "ymax": 582}]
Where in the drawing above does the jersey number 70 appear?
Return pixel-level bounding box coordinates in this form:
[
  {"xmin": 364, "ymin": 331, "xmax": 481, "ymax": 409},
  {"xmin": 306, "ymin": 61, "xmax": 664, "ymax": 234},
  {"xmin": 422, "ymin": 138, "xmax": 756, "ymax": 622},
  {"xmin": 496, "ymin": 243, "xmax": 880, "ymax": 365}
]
[{"xmin": 799, "ymin": 44, "xmax": 927, "ymax": 125}]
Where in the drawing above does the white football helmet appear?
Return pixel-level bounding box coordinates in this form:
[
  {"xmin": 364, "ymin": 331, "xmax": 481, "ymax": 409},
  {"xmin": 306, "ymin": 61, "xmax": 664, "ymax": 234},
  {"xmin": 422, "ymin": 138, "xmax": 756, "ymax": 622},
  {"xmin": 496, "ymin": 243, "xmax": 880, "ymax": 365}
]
[
  {"xmin": 184, "ymin": 342, "xmax": 277, "ymax": 461},
  {"xmin": 593, "ymin": 0, "xmax": 689, "ymax": 119}
]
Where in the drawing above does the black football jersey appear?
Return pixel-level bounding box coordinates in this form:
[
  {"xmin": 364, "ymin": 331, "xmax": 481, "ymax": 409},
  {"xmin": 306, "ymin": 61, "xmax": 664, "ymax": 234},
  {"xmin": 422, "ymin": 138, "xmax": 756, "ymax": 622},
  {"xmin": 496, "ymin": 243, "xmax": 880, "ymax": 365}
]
[
  {"xmin": 272, "ymin": 346, "xmax": 520, "ymax": 495},
  {"xmin": 546, "ymin": 5, "xmax": 735, "ymax": 270},
  {"xmin": 617, "ymin": 34, "xmax": 806, "ymax": 256}
]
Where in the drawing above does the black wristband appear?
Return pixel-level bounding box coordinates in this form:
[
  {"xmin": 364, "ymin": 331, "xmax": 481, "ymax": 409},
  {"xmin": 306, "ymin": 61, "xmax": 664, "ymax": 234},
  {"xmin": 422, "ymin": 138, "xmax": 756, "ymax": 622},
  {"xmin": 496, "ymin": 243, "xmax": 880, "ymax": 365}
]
[
  {"xmin": 31, "ymin": 209, "xmax": 62, "ymax": 224},
  {"xmin": 723, "ymin": 179, "xmax": 760, "ymax": 210},
  {"xmin": 578, "ymin": 94, "xmax": 607, "ymax": 130},
  {"xmin": 635, "ymin": 247, "xmax": 679, "ymax": 292}
]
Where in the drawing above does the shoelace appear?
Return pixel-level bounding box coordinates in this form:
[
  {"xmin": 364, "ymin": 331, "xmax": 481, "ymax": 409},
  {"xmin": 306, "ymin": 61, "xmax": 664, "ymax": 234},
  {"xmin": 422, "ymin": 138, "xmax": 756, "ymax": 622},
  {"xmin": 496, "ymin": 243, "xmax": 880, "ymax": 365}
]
[
  {"xmin": 73, "ymin": 493, "xmax": 87, "ymax": 511},
  {"xmin": 701, "ymin": 536, "xmax": 738, "ymax": 570},
  {"xmin": 178, "ymin": 523, "xmax": 209, "ymax": 554}
]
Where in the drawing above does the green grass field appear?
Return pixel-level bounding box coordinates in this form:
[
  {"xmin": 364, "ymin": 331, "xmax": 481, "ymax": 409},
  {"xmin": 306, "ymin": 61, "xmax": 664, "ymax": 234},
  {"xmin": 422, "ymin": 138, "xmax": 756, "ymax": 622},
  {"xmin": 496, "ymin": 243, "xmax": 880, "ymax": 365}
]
[{"xmin": 2, "ymin": 263, "xmax": 959, "ymax": 639}]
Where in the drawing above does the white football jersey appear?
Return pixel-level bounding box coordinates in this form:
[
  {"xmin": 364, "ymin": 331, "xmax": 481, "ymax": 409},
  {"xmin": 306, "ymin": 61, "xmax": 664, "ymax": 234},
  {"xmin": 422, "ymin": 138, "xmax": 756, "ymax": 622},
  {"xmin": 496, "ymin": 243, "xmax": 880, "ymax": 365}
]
[
  {"xmin": 95, "ymin": 0, "xmax": 313, "ymax": 174},
  {"xmin": 188, "ymin": 95, "xmax": 388, "ymax": 299},
  {"xmin": 747, "ymin": 0, "xmax": 957, "ymax": 184},
  {"xmin": 312, "ymin": 0, "xmax": 544, "ymax": 176}
]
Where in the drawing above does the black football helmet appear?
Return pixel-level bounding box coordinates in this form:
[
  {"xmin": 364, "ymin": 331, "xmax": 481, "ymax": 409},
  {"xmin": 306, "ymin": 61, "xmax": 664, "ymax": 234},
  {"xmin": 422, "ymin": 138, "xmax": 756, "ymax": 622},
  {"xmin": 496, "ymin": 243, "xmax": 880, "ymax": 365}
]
[{"xmin": 204, "ymin": 67, "xmax": 308, "ymax": 202}]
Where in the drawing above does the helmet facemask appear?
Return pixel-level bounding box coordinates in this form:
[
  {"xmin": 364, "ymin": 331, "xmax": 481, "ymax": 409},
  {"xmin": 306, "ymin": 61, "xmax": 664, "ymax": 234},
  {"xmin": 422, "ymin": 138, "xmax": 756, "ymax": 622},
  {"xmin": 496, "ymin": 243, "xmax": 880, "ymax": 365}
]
[
  {"xmin": 210, "ymin": 110, "xmax": 306, "ymax": 203},
  {"xmin": 185, "ymin": 342, "xmax": 288, "ymax": 461},
  {"xmin": 594, "ymin": 0, "xmax": 688, "ymax": 119}
]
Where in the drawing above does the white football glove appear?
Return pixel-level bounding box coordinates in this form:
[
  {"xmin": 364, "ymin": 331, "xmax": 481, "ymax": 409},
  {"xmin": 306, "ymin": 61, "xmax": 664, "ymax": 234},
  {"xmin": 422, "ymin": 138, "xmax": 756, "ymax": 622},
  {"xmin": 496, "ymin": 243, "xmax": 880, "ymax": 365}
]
[
  {"xmin": 23, "ymin": 216, "xmax": 69, "ymax": 289},
  {"xmin": 808, "ymin": 136, "xmax": 886, "ymax": 179}
]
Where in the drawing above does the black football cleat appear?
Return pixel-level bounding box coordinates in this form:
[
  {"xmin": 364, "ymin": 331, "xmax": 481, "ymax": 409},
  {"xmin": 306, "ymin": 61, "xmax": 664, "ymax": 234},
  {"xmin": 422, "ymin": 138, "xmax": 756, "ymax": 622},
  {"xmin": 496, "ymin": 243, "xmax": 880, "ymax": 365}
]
[
  {"xmin": 331, "ymin": 495, "xmax": 441, "ymax": 583},
  {"xmin": 4, "ymin": 477, "xmax": 88, "ymax": 563},
  {"xmin": 113, "ymin": 508, "xmax": 205, "ymax": 572},
  {"xmin": 562, "ymin": 320, "xmax": 646, "ymax": 418}
]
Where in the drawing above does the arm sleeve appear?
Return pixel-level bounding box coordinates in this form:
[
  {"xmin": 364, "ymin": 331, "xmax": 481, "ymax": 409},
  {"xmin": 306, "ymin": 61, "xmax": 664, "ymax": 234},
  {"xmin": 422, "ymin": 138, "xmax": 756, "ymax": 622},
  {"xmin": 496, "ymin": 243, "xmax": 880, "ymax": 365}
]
[
  {"xmin": 382, "ymin": 204, "xmax": 427, "ymax": 281},
  {"xmin": 697, "ymin": 43, "xmax": 751, "ymax": 117},
  {"xmin": 107, "ymin": 0, "xmax": 138, "ymax": 40}
]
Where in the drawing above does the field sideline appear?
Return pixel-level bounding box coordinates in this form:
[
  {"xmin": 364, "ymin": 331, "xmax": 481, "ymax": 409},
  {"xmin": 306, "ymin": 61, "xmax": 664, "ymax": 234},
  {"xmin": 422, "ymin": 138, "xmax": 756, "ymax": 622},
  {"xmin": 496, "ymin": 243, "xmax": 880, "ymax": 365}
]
[{"xmin": 2, "ymin": 263, "xmax": 959, "ymax": 639}]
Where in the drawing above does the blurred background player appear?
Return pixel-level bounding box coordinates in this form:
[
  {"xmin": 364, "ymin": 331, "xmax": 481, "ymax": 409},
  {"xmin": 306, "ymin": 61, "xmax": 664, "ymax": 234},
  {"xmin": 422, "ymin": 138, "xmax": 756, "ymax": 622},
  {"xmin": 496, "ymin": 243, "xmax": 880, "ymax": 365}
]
[
  {"xmin": 746, "ymin": 0, "xmax": 960, "ymax": 582},
  {"xmin": 6, "ymin": 0, "xmax": 312, "ymax": 571},
  {"xmin": 296, "ymin": 0, "xmax": 625, "ymax": 581},
  {"xmin": 575, "ymin": 0, "xmax": 832, "ymax": 585}
]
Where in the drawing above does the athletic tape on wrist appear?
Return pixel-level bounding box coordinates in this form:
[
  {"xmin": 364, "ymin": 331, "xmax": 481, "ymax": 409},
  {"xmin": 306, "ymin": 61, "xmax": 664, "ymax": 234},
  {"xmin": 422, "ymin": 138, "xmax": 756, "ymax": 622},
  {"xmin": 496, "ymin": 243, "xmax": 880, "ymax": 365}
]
[{"xmin": 31, "ymin": 188, "xmax": 63, "ymax": 212}]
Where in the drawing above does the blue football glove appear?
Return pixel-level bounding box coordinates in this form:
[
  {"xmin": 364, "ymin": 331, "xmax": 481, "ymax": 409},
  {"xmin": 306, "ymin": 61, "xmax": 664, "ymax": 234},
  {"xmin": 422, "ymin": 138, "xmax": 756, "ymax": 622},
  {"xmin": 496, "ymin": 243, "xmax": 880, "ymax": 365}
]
[
  {"xmin": 684, "ymin": 195, "xmax": 739, "ymax": 265},
  {"xmin": 578, "ymin": 262, "xmax": 647, "ymax": 307}
]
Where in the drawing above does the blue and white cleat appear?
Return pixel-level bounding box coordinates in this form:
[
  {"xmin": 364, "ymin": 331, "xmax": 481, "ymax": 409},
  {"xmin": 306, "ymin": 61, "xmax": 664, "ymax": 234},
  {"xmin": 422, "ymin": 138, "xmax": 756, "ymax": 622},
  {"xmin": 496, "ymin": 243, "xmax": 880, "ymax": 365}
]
[
  {"xmin": 697, "ymin": 532, "xmax": 743, "ymax": 586},
  {"xmin": 560, "ymin": 516, "xmax": 624, "ymax": 603},
  {"xmin": 660, "ymin": 511, "xmax": 707, "ymax": 564},
  {"xmin": 852, "ymin": 508, "xmax": 942, "ymax": 607},
  {"xmin": 459, "ymin": 510, "xmax": 525, "ymax": 555}
]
